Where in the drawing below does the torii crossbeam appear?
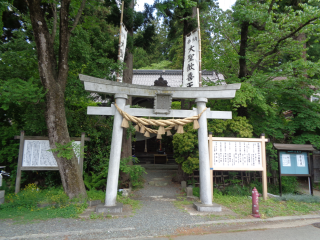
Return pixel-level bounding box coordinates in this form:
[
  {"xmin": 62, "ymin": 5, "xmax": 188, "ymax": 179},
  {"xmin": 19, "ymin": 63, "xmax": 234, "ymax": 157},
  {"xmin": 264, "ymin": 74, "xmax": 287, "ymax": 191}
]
[{"xmin": 79, "ymin": 74, "xmax": 241, "ymax": 212}]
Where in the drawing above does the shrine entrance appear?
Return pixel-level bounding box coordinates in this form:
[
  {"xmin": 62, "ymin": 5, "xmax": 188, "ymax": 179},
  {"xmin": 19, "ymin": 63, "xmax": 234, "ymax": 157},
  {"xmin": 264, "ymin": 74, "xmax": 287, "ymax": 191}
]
[{"xmin": 79, "ymin": 73, "xmax": 240, "ymax": 212}]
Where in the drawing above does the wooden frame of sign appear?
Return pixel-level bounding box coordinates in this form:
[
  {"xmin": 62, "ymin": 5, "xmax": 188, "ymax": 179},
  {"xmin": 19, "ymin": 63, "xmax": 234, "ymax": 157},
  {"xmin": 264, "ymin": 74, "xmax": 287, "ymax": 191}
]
[
  {"xmin": 273, "ymin": 143, "xmax": 316, "ymax": 197},
  {"xmin": 208, "ymin": 133, "xmax": 269, "ymax": 200},
  {"xmin": 14, "ymin": 131, "xmax": 90, "ymax": 193}
]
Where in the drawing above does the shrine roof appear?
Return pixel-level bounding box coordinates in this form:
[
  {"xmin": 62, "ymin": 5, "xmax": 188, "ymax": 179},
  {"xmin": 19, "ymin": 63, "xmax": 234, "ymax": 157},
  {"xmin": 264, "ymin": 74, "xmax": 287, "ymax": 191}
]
[{"xmin": 132, "ymin": 70, "xmax": 224, "ymax": 87}]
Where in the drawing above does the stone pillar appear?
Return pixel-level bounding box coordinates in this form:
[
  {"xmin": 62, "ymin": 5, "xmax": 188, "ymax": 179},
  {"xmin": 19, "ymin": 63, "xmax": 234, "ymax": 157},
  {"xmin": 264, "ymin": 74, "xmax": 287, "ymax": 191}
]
[
  {"xmin": 196, "ymin": 98, "xmax": 212, "ymax": 205},
  {"xmin": 105, "ymin": 94, "xmax": 128, "ymax": 206}
]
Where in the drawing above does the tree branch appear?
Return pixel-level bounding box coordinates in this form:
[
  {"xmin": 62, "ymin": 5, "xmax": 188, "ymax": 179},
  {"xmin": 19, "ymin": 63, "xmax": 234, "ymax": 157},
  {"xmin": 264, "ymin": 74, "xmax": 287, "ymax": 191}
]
[
  {"xmin": 51, "ymin": 2, "xmax": 57, "ymax": 44},
  {"xmin": 250, "ymin": 17, "xmax": 319, "ymax": 75},
  {"xmin": 220, "ymin": 28, "xmax": 238, "ymax": 54},
  {"xmin": 70, "ymin": 0, "xmax": 86, "ymax": 32}
]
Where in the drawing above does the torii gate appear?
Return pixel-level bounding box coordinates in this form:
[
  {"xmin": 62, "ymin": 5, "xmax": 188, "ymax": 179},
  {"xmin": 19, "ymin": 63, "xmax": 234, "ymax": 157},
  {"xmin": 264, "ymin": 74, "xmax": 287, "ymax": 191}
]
[{"xmin": 79, "ymin": 74, "xmax": 241, "ymax": 212}]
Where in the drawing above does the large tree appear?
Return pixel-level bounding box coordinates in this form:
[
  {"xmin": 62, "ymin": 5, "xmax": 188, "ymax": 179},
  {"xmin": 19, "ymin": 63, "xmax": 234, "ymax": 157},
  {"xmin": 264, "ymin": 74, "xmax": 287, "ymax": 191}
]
[{"xmin": 25, "ymin": 0, "xmax": 88, "ymax": 198}]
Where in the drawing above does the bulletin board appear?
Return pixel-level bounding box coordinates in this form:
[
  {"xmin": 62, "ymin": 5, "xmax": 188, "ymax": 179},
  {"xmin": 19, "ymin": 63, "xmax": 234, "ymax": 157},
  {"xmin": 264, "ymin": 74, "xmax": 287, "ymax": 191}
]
[
  {"xmin": 274, "ymin": 144, "xmax": 315, "ymax": 196},
  {"xmin": 279, "ymin": 151, "xmax": 309, "ymax": 175}
]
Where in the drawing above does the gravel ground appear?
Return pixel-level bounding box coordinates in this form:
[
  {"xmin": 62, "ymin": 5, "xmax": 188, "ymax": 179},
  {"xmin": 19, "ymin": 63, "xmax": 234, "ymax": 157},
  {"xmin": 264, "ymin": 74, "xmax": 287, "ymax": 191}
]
[{"xmin": 0, "ymin": 170, "xmax": 211, "ymax": 240}]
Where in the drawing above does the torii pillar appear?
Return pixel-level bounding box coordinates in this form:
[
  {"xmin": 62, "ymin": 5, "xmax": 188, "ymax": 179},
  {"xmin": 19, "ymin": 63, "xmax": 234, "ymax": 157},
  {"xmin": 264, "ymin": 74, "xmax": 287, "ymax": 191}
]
[{"xmin": 79, "ymin": 74, "xmax": 241, "ymax": 212}]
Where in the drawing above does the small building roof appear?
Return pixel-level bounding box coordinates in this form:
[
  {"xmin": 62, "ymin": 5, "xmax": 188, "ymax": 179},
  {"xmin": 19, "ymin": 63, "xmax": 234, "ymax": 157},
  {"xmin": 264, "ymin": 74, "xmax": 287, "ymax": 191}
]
[
  {"xmin": 132, "ymin": 70, "xmax": 224, "ymax": 87},
  {"xmin": 273, "ymin": 143, "xmax": 317, "ymax": 151}
]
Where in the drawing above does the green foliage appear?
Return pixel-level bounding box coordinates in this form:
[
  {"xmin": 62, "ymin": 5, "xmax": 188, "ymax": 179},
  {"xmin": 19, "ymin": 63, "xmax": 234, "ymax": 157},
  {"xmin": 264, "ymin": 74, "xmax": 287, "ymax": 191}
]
[
  {"xmin": 171, "ymin": 101, "xmax": 181, "ymax": 109},
  {"xmin": 86, "ymin": 188, "xmax": 105, "ymax": 202},
  {"xmin": 49, "ymin": 141, "xmax": 82, "ymax": 160},
  {"xmin": 0, "ymin": 184, "xmax": 87, "ymax": 221},
  {"xmin": 172, "ymin": 123, "xmax": 199, "ymax": 174},
  {"xmin": 281, "ymin": 176, "xmax": 299, "ymax": 193},
  {"xmin": 84, "ymin": 171, "xmax": 108, "ymax": 191},
  {"xmin": 120, "ymin": 157, "xmax": 147, "ymax": 188},
  {"xmin": 139, "ymin": 60, "xmax": 173, "ymax": 70},
  {"xmin": 211, "ymin": 191, "xmax": 320, "ymax": 218},
  {"xmin": 117, "ymin": 194, "xmax": 141, "ymax": 212}
]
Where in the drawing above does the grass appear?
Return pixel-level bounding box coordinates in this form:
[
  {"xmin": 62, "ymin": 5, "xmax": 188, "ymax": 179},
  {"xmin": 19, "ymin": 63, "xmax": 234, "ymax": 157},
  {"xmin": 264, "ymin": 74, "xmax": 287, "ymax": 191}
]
[
  {"xmin": 117, "ymin": 194, "xmax": 141, "ymax": 213},
  {"xmin": 0, "ymin": 184, "xmax": 87, "ymax": 223},
  {"xmin": 212, "ymin": 193, "xmax": 320, "ymax": 218},
  {"xmin": 0, "ymin": 184, "xmax": 141, "ymax": 222},
  {"xmin": 172, "ymin": 196, "xmax": 193, "ymax": 211}
]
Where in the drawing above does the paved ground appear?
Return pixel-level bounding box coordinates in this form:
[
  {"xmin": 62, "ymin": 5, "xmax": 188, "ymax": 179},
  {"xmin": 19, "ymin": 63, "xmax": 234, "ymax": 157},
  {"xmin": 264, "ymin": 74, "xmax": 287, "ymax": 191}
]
[
  {"xmin": 298, "ymin": 181, "xmax": 320, "ymax": 197},
  {"xmin": 0, "ymin": 169, "xmax": 320, "ymax": 240}
]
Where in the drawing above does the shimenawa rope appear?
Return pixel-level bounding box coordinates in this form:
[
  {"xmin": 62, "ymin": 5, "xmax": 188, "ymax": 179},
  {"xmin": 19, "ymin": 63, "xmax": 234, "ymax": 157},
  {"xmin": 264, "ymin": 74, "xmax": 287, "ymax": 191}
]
[{"xmin": 114, "ymin": 104, "xmax": 207, "ymax": 137}]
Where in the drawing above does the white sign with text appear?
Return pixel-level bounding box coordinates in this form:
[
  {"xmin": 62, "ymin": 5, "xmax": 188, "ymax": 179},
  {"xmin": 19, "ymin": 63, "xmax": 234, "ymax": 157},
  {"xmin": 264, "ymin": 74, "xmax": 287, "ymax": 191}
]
[
  {"xmin": 210, "ymin": 141, "xmax": 263, "ymax": 171},
  {"xmin": 22, "ymin": 140, "xmax": 80, "ymax": 167}
]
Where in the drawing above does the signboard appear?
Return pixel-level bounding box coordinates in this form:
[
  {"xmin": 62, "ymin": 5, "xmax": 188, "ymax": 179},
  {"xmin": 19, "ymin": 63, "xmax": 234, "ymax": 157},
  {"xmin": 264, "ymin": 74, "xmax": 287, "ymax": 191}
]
[
  {"xmin": 208, "ymin": 134, "xmax": 269, "ymax": 200},
  {"xmin": 22, "ymin": 140, "xmax": 80, "ymax": 167},
  {"xmin": 279, "ymin": 151, "xmax": 309, "ymax": 175},
  {"xmin": 14, "ymin": 132, "xmax": 90, "ymax": 193},
  {"xmin": 210, "ymin": 141, "xmax": 263, "ymax": 171},
  {"xmin": 183, "ymin": 29, "xmax": 199, "ymax": 87},
  {"xmin": 273, "ymin": 143, "xmax": 314, "ymax": 196}
]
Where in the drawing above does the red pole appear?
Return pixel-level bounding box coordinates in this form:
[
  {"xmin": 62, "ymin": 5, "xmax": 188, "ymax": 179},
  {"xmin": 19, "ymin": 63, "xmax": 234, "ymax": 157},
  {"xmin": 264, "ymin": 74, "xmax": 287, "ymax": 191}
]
[{"xmin": 252, "ymin": 187, "xmax": 260, "ymax": 218}]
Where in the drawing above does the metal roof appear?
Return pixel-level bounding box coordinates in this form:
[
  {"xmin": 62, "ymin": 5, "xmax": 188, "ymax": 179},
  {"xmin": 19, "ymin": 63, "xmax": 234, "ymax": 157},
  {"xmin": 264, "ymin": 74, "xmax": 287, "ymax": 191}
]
[
  {"xmin": 273, "ymin": 143, "xmax": 317, "ymax": 151},
  {"xmin": 132, "ymin": 70, "xmax": 224, "ymax": 87}
]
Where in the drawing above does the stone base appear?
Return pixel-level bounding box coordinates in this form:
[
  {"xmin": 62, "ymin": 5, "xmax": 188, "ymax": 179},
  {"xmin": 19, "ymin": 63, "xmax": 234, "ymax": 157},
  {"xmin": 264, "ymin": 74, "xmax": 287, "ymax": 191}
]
[
  {"xmin": 193, "ymin": 202, "xmax": 222, "ymax": 212},
  {"xmin": 0, "ymin": 190, "xmax": 5, "ymax": 205},
  {"xmin": 88, "ymin": 200, "xmax": 102, "ymax": 207},
  {"xmin": 95, "ymin": 203, "xmax": 123, "ymax": 213}
]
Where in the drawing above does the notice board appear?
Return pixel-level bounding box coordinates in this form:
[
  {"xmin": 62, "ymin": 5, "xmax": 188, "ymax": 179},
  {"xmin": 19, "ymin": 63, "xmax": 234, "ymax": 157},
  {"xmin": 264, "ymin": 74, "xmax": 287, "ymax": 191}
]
[
  {"xmin": 210, "ymin": 141, "xmax": 263, "ymax": 171},
  {"xmin": 279, "ymin": 151, "xmax": 309, "ymax": 175}
]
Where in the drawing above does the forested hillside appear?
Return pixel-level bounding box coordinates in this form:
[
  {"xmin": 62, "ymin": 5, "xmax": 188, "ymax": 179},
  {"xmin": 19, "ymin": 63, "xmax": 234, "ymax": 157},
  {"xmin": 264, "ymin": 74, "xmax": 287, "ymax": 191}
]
[{"xmin": 1, "ymin": 0, "xmax": 320, "ymax": 193}]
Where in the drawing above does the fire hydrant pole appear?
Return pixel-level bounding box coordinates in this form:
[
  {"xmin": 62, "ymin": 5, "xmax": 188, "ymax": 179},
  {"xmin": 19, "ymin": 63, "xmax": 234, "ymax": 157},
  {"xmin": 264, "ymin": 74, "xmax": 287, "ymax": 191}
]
[{"xmin": 252, "ymin": 187, "xmax": 260, "ymax": 218}]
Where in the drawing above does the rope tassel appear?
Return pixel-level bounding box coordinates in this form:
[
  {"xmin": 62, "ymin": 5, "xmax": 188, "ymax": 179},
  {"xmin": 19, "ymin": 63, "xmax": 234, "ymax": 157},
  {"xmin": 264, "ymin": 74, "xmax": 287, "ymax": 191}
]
[
  {"xmin": 166, "ymin": 130, "xmax": 172, "ymax": 136},
  {"xmin": 144, "ymin": 131, "xmax": 150, "ymax": 137},
  {"xmin": 157, "ymin": 134, "xmax": 162, "ymax": 139},
  {"xmin": 140, "ymin": 125, "xmax": 145, "ymax": 133},
  {"xmin": 121, "ymin": 118, "xmax": 129, "ymax": 128},
  {"xmin": 158, "ymin": 126, "xmax": 165, "ymax": 135},
  {"xmin": 193, "ymin": 120, "xmax": 200, "ymax": 129},
  {"xmin": 177, "ymin": 125, "xmax": 184, "ymax": 134},
  {"xmin": 134, "ymin": 125, "xmax": 140, "ymax": 132}
]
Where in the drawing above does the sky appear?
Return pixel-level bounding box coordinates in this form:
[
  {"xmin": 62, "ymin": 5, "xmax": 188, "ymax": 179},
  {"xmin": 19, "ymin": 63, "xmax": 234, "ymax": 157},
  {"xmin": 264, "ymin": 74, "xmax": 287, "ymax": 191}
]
[{"xmin": 134, "ymin": 0, "xmax": 237, "ymax": 12}]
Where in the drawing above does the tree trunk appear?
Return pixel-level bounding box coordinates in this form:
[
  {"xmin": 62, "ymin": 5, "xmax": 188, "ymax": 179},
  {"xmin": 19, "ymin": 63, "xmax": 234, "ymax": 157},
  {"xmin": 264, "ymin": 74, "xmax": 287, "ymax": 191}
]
[
  {"xmin": 172, "ymin": 163, "xmax": 189, "ymax": 182},
  {"xmin": 120, "ymin": 0, "xmax": 134, "ymax": 184},
  {"xmin": 238, "ymin": 21, "xmax": 249, "ymax": 79},
  {"xmin": 27, "ymin": 0, "xmax": 86, "ymax": 198}
]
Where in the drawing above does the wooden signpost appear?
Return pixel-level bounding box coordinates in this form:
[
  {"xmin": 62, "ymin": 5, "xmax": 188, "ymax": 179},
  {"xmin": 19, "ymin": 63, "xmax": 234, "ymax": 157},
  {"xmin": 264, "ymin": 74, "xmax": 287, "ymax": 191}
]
[
  {"xmin": 14, "ymin": 131, "xmax": 90, "ymax": 193},
  {"xmin": 208, "ymin": 133, "xmax": 269, "ymax": 200}
]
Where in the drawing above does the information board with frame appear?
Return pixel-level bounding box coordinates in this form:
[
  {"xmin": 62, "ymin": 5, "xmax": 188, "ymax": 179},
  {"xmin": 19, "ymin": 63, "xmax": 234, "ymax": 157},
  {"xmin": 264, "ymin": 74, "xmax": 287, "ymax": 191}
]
[
  {"xmin": 208, "ymin": 133, "xmax": 269, "ymax": 200},
  {"xmin": 274, "ymin": 143, "xmax": 315, "ymax": 196},
  {"xmin": 14, "ymin": 131, "xmax": 90, "ymax": 193}
]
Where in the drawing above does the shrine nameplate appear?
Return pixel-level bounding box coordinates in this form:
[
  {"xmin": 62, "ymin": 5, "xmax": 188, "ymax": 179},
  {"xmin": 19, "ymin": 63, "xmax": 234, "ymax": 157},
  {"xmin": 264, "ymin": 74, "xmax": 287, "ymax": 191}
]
[
  {"xmin": 153, "ymin": 93, "xmax": 172, "ymax": 114},
  {"xmin": 22, "ymin": 140, "xmax": 80, "ymax": 167},
  {"xmin": 210, "ymin": 141, "xmax": 263, "ymax": 171}
]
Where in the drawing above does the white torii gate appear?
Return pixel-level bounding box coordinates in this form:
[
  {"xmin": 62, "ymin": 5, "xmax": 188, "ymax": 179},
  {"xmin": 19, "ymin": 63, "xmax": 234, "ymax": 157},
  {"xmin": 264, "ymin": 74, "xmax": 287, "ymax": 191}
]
[{"xmin": 79, "ymin": 74, "xmax": 241, "ymax": 212}]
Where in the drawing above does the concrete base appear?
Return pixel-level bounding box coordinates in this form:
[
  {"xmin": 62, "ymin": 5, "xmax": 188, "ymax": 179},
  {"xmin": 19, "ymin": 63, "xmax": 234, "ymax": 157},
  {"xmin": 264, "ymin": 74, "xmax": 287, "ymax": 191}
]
[
  {"xmin": 88, "ymin": 200, "xmax": 102, "ymax": 207},
  {"xmin": 0, "ymin": 190, "xmax": 5, "ymax": 205},
  {"xmin": 193, "ymin": 202, "xmax": 222, "ymax": 212},
  {"xmin": 96, "ymin": 203, "xmax": 123, "ymax": 213}
]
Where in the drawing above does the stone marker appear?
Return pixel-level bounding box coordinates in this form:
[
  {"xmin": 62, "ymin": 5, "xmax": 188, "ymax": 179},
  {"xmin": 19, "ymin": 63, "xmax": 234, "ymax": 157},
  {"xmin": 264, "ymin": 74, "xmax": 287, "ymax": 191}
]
[
  {"xmin": 0, "ymin": 190, "xmax": 4, "ymax": 204},
  {"xmin": 181, "ymin": 181, "xmax": 187, "ymax": 190},
  {"xmin": 186, "ymin": 187, "xmax": 193, "ymax": 197}
]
